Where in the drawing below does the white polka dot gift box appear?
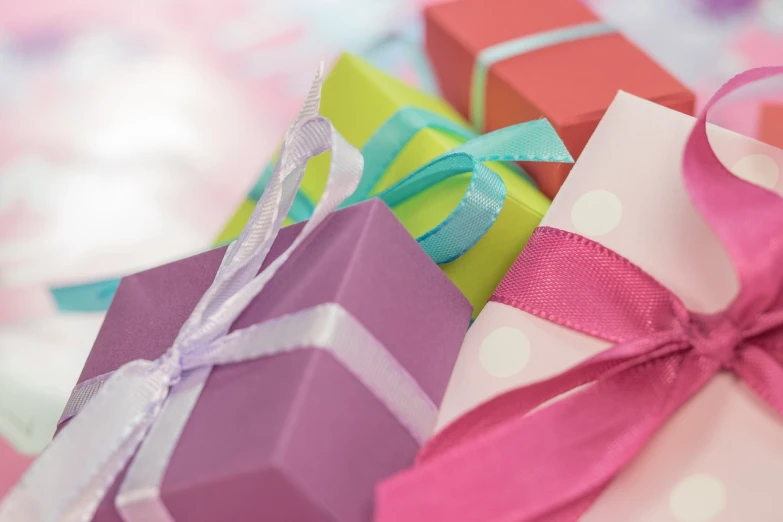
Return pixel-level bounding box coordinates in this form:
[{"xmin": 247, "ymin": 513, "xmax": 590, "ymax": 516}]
[{"xmin": 375, "ymin": 67, "xmax": 783, "ymax": 522}]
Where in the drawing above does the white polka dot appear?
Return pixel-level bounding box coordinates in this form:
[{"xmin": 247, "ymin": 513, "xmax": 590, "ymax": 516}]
[
  {"xmin": 730, "ymin": 154, "xmax": 779, "ymax": 190},
  {"xmin": 479, "ymin": 327, "xmax": 531, "ymax": 378},
  {"xmin": 570, "ymin": 190, "xmax": 623, "ymax": 237},
  {"xmin": 669, "ymin": 474, "xmax": 726, "ymax": 522}
]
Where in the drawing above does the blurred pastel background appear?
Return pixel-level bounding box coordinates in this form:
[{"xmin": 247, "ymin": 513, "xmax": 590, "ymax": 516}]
[{"xmin": 1, "ymin": 0, "xmax": 782, "ymax": 495}]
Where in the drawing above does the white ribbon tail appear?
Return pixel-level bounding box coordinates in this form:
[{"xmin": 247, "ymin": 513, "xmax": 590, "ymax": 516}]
[
  {"xmin": 58, "ymin": 373, "xmax": 112, "ymax": 425},
  {"xmin": 176, "ymin": 115, "xmax": 364, "ymax": 352},
  {"xmin": 186, "ymin": 62, "xmax": 330, "ymax": 333},
  {"xmin": 0, "ymin": 360, "xmax": 172, "ymax": 522},
  {"xmin": 116, "ymin": 368, "xmax": 211, "ymax": 522}
]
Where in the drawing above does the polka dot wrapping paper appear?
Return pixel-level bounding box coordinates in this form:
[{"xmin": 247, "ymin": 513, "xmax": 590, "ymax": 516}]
[{"xmin": 434, "ymin": 91, "xmax": 783, "ymax": 521}]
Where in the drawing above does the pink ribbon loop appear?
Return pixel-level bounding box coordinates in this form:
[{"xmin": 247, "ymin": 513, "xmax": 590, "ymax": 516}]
[{"xmin": 374, "ymin": 66, "xmax": 783, "ymax": 522}]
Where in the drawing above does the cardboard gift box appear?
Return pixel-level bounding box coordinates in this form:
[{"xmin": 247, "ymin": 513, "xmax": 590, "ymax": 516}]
[
  {"xmin": 70, "ymin": 200, "xmax": 471, "ymax": 522},
  {"xmin": 218, "ymin": 52, "xmax": 568, "ymax": 318},
  {"xmin": 377, "ymin": 80, "xmax": 783, "ymax": 521},
  {"xmin": 425, "ymin": 0, "xmax": 695, "ymax": 198}
]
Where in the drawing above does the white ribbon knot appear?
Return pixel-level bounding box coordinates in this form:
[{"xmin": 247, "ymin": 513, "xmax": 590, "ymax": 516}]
[{"xmin": 155, "ymin": 352, "xmax": 184, "ymax": 388}]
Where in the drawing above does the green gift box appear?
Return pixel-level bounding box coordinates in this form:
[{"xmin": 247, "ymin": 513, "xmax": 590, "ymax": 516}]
[{"xmin": 217, "ymin": 53, "xmax": 568, "ymax": 317}]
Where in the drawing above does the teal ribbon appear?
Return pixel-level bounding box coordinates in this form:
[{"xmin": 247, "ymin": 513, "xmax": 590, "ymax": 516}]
[
  {"xmin": 251, "ymin": 106, "xmax": 557, "ymax": 263},
  {"xmin": 343, "ymin": 107, "xmax": 483, "ymax": 207},
  {"xmin": 251, "ymin": 106, "xmax": 535, "ymax": 222},
  {"xmin": 374, "ymin": 117, "xmax": 569, "ymax": 263},
  {"xmin": 470, "ymin": 21, "xmax": 617, "ymax": 132},
  {"xmin": 50, "ymin": 278, "xmax": 120, "ymax": 312},
  {"xmin": 48, "ymin": 108, "xmax": 571, "ymax": 312}
]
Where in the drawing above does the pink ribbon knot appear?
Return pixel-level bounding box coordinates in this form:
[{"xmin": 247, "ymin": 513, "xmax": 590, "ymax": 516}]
[
  {"xmin": 686, "ymin": 313, "xmax": 744, "ymax": 367},
  {"xmin": 374, "ymin": 67, "xmax": 783, "ymax": 522}
]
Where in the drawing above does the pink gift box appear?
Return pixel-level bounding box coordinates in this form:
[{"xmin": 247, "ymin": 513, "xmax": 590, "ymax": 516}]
[{"xmin": 434, "ymin": 91, "xmax": 783, "ymax": 521}]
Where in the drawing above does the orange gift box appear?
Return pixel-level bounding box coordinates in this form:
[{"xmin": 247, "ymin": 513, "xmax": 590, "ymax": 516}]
[{"xmin": 425, "ymin": 0, "xmax": 695, "ymax": 197}]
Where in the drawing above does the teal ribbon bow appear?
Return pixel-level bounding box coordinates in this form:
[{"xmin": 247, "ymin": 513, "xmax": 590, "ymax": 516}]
[
  {"xmin": 249, "ymin": 106, "xmax": 568, "ymax": 263},
  {"xmin": 48, "ymin": 107, "xmax": 571, "ymax": 311}
]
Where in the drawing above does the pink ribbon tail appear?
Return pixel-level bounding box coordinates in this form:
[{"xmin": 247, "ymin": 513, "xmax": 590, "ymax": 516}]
[
  {"xmin": 416, "ymin": 331, "xmax": 684, "ymax": 463},
  {"xmin": 376, "ymin": 355, "xmax": 714, "ymax": 522}
]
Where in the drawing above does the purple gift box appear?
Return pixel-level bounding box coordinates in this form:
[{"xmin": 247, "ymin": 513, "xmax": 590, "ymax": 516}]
[{"xmin": 68, "ymin": 199, "xmax": 471, "ymax": 522}]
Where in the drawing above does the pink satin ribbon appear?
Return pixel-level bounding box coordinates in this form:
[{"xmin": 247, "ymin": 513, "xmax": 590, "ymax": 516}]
[{"xmin": 374, "ymin": 66, "xmax": 783, "ymax": 522}]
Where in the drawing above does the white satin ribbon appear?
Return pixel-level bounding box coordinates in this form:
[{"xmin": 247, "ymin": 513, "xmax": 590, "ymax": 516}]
[{"xmin": 0, "ymin": 64, "xmax": 435, "ymax": 522}]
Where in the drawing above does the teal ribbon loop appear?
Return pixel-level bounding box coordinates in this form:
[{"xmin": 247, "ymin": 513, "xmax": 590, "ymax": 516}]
[
  {"xmin": 250, "ymin": 106, "xmax": 537, "ymax": 223},
  {"xmin": 471, "ymin": 21, "xmax": 617, "ymax": 131},
  {"xmin": 377, "ymin": 118, "xmax": 572, "ymax": 263},
  {"xmin": 342, "ymin": 107, "xmax": 477, "ymax": 208}
]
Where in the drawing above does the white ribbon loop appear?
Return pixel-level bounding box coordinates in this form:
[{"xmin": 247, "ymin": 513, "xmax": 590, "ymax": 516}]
[
  {"xmin": 0, "ymin": 64, "xmax": 370, "ymax": 522},
  {"xmin": 0, "ymin": 361, "xmax": 166, "ymax": 522}
]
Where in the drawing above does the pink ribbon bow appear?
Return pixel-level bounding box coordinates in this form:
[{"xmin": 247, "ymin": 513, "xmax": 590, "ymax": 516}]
[{"xmin": 374, "ymin": 66, "xmax": 783, "ymax": 522}]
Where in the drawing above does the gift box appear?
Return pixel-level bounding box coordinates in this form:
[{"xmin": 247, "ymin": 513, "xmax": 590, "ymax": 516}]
[
  {"xmin": 77, "ymin": 201, "xmax": 470, "ymax": 522},
  {"xmin": 377, "ymin": 70, "xmax": 783, "ymax": 521},
  {"xmin": 217, "ymin": 52, "xmax": 568, "ymax": 318},
  {"xmin": 424, "ymin": 0, "xmax": 695, "ymax": 198},
  {"xmin": 0, "ymin": 84, "xmax": 473, "ymax": 522},
  {"xmin": 436, "ymin": 88, "xmax": 783, "ymax": 431}
]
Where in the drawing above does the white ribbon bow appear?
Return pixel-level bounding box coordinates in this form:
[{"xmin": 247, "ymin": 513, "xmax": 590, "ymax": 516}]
[{"xmin": 0, "ymin": 65, "xmax": 437, "ymax": 522}]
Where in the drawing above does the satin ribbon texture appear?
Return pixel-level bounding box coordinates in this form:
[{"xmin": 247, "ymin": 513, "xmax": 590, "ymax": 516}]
[
  {"xmin": 375, "ymin": 66, "xmax": 783, "ymax": 522},
  {"xmin": 48, "ymin": 109, "xmax": 571, "ymax": 312},
  {"xmin": 470, "ymin": 21, "xmax": 616, "ymax": 132},
  {"xmin": 0, "ymin": 65, "xmax": 432, "ymax": 522},
  {"xmin": 241, "ymin": 107, "xmax": 568, "ymax": 264}
]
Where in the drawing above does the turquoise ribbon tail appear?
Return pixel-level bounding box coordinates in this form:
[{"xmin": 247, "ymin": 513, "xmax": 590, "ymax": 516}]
[
  {"xmin": 377, "ymin": 119, "xmax": 573, "ymax": 264},
  {"xmin": 470, "ymin": 21, "xmax": 617, "ymax": 131},
  {"xmin": 50, "ymin": 278, "xmax": 121, "ymax": 312}
]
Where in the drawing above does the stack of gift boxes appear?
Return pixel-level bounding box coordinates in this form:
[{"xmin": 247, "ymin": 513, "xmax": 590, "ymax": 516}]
[{"xmin": 7, "ymin": 0, "xmax": 783, "ymax": 521}]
